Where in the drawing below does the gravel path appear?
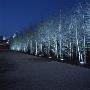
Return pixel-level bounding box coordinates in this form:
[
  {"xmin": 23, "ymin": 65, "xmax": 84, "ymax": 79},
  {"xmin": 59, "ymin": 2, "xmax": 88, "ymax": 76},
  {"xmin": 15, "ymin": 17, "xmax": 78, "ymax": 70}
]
[{"xmin": 0, "ymin": 51, "xmax": 90, "ymax": 90}]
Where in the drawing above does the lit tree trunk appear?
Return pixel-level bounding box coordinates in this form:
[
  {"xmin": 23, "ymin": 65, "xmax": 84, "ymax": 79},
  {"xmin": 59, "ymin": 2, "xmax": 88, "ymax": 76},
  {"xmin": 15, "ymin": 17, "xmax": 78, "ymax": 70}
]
[
  {"xmin": 76, "ymin": 27, "xmax": 78, "ymax": 55},
  {"xmin": 59, "ymin": 35, "xmax": 62, "ymax": 58},
  {"xmin": 48, "ymin": 39, "xmax": 51, "ymax": 58},
  {"xmin": 40, "ymin": 43, "xmax": 42, "ymax": 55},
  {"xmin": 35, "ymin": 40, "xmax": 38, "ymax": 55},
  {"xmin": 59, "ymin": 10, "xmax": 62, "ymax": 59},
  {"xmin": 69, "ymin": 42, "xmax": 72, "ymax": 60},
  {"xmin": 30, "ymin": 40, "xmax": 32, "ymax": 54},
  {"xmin": 83, "ymin": 36, "xmax": 86, "ymax": 64},
  {"xmin": 76, "ymin": 27, "xmax": 82, "ymax": 63},
  {"xmin": 79, "ymin": 51, "xmax": 81, "ymax": 62},
  {"xmin": 55, "ymin": 37, "xmax": 58, "ymax": 58}
]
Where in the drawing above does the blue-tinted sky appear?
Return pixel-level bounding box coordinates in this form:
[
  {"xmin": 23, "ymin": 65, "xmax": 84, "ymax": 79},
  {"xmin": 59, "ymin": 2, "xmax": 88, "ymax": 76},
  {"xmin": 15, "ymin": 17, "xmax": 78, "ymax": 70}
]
[{"xmin": 0, "ymin": 0, "xmax": 82, "ymax": 37}]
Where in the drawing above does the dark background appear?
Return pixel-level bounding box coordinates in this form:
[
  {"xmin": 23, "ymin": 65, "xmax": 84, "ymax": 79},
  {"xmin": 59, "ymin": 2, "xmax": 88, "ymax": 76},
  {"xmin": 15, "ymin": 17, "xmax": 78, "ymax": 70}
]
[{"xmin": 0, "ymin": 0, "xmax": 83, "ymax": 37}]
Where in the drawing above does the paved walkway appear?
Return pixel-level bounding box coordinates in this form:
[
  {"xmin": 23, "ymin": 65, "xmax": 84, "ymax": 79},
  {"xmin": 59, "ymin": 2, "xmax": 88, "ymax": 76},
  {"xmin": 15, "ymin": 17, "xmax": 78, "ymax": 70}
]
[{"xmin": 0, "ymin": 51, "xmax": 90, "ymax": 90}]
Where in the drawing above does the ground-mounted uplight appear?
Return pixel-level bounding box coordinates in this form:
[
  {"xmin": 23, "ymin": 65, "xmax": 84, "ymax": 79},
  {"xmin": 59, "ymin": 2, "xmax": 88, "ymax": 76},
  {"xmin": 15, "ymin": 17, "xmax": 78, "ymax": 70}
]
[
  {"xmin": 49, "ymin": 56, "xmax": 52, "ymax": 59},
  {"xmin": 61, "ymin": 58, "xmax": 64, "ymax": 61},
  {"xmin": 6, "ymin": 41, "xmax": 9, "ymax": 44},
  {"xmin": 39, "ymin": 55, "xmax": 42, "ymax": 57},
  {"xmin": 80, "ymin": 61, "xmax": 85, "ymax": 65}
]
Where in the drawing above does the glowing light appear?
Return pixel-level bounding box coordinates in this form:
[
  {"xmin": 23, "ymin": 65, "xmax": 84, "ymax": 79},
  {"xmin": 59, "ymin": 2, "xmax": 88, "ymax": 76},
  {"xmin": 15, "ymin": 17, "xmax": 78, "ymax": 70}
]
[
  {"xmin": 61, "ymin": 58, "xmax": 64, "ymax": 61},
  {"xmin": 49, "ymin": 56, "xmax": 52, "ymax": 58},
  {"xmin": 17, "ymin": 47, "xmax": 20, "ymax": 51},
  {"xmin": 6, "ymin": 41, "xmax": 9, "ymax": 44},
  {"xmin": 24, "ymin": 47, "xmax": 26, "ymax": 52},
  {"xmin": 39, "ymin": 55, "xmax": 42, "ymax": 57},
  {"xmin": 80, "ymin": 61, "xmax": 85, "ymax": 65}
]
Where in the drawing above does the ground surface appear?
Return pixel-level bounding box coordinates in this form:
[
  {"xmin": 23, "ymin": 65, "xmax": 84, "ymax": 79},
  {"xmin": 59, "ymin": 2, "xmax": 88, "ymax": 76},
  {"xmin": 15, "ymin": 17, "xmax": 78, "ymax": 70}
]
[{"xmin": 0, "ymin": 51, "xmax": 90, "ymax": 90}]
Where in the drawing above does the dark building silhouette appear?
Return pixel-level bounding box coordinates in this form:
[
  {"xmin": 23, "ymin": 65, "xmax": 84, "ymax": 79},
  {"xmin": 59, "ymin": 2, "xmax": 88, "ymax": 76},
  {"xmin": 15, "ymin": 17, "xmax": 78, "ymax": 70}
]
[
  {"xmin": 0, "ymin": 36, "xmax": 10, "ymax": 50},
  {"xmin": 0, "ymin": 36, "xmax": 3, "ymax": 40}
]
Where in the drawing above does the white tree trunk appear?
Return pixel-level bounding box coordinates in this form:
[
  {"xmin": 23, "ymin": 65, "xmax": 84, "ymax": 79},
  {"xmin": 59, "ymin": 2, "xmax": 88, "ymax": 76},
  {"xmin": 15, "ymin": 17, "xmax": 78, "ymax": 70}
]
[
  {"xmin": 30, "ymin": 40, "xmax": 32, "ymax": 54},
  {"xmin": 35, "ymin": 41, "xmax": 38, "ymax": 55},
  {"xmin": 83, "ymin": 36, "xmax": 86, "ymax": 64},
  {"xmin": 55, "ymin": 39, "xmax": 58, "ymax": 58}
]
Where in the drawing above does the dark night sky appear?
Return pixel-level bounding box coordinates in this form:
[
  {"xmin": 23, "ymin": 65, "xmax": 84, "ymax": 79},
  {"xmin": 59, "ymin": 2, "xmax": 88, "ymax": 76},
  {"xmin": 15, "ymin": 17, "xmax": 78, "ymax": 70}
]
[{"xmin": 0, "ymin": 0, "xmax": 83, "ymax": 37}]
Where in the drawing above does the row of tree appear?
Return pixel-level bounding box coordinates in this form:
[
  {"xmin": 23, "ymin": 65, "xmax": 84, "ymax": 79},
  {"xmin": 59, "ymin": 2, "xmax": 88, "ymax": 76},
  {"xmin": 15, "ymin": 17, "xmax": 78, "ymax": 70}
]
[{"xmin": 10, "ymin": 0, "xmax": 90, "ymax": 65}]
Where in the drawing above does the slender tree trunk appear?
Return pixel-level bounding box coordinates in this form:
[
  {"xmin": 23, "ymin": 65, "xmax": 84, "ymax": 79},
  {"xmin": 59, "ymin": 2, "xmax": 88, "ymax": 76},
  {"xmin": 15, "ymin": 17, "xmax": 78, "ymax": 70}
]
[
  {"xmin": 70, "ymin": 42, "xmax": 72, "ymax": 60},
  {"xmin": 35, "ymin": 41, "xmax": 38, "ymax": 55},
  {"xmin": 83, "ymin": 36, "xmax": 86, "ymax": 64},
  {"xmin": 55, "ymin": 39, "xmax": 58, "ymax": 58},
  {"xmin": 40, "ymin": 43, "xmax": 42, "ymax": 54},
  {"xmin": 30, "ymin": 40, "xmax": 32, "ymax": 54},
  {"xmin": 48, "ymin": 40, "xmax": 51, "ymax": 57},
  {"xmin": 59, "ymin": 36, "xmax": 62, "ymax": 58}
]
